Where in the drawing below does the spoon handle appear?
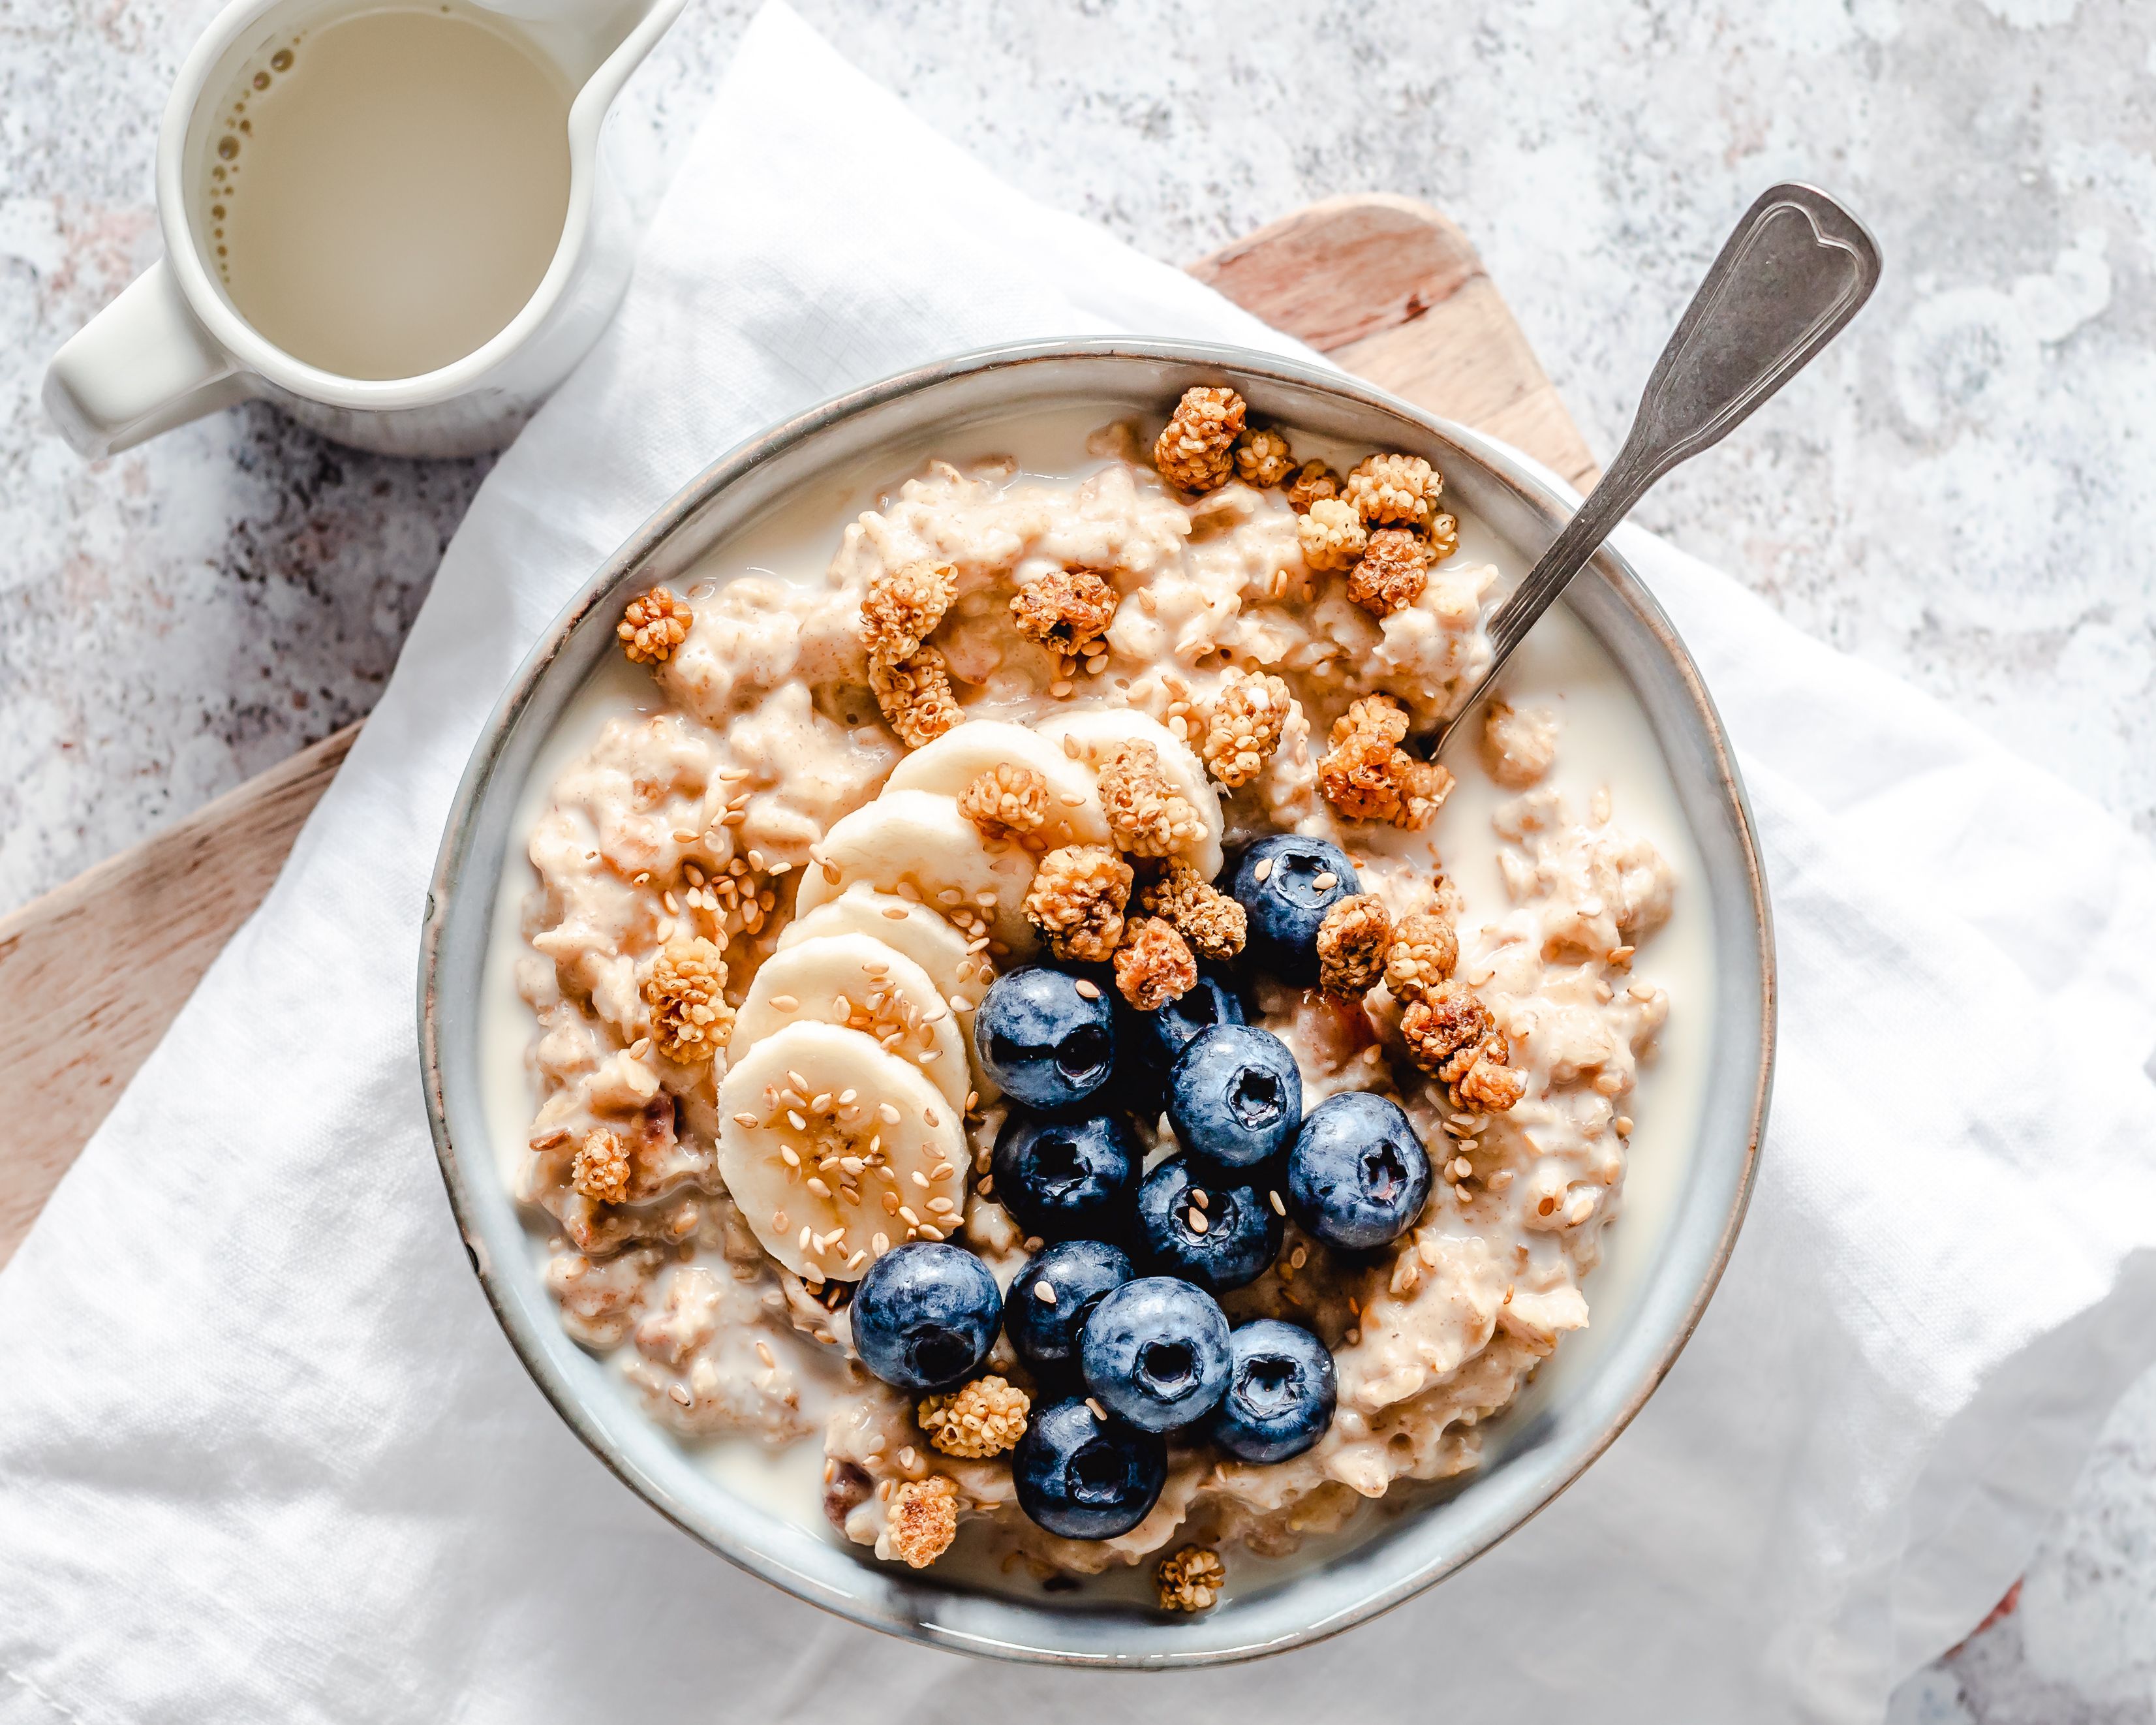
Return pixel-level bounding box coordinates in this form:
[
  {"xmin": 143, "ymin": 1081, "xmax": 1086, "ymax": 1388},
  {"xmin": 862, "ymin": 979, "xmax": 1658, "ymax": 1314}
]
[{"xmin": 1450, "ymin": 183, "xmax": 1881, "ymax": 737}]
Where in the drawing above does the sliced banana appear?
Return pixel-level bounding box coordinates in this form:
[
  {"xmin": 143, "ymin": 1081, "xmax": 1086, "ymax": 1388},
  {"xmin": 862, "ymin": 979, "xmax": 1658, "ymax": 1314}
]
[
  {"xmin": 735, "ymin": 933, "xmax": 970, "ymax": 1113},
  {"xmin": 717, "ymin": 1021, "xmax": 968, "ymax": 1282},
  {"xmin": 885, "ymin": 719, "xmax": 1111, "ymax": 850},
  {"xmin": 780, "ymin": 885, "xmax": 996, "ymax": 1046},
  {"xmin": 1038, "ymin": 708, "xmax": 1225, "ymax": 879},
  {"xmin": 792, "ymin": 788, "xmax": 1040, "ymax": 959}
]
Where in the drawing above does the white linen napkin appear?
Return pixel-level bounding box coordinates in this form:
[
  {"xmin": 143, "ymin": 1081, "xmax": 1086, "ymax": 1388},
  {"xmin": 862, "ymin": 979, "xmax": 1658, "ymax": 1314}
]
[{"xmin": 5, "ymin": 7, "xmax": 2154, "ymax": 1721}]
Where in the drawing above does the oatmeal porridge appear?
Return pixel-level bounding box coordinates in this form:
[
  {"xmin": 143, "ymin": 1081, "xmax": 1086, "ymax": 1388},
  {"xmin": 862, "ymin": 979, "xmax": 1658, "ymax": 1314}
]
[{"xmin": 484, "ymin": 390, "xmax": 1712, "ymax": 1606}]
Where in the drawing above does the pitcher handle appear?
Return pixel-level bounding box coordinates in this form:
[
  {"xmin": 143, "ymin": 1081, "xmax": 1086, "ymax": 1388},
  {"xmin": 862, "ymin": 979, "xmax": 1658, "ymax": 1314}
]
[{"xmin": 44, "ymin": 260, "xmax": 256, "ymax": 458}]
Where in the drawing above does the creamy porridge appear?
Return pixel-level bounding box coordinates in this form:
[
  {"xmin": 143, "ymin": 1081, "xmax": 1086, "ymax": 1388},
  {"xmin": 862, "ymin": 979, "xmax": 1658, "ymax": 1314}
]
[{"xmin": 485, "ymin": 390, "xmax": 1706, "ymax": 1607}]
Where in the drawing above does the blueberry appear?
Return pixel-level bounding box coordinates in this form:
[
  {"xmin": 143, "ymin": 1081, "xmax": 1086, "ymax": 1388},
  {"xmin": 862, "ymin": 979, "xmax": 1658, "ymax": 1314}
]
[
  {"xmin": 992, "ymin": 1108, "xmax": 1143, "ymax": 1241},
  {"xmin": 1167, "ymin": 1023, "xmax": 1303, "ymax": 1170},
  {"xmin": 1229, "ymin": 835, "xmax": 1360, "ymax": 984},
  {"xmin": 1080, "ymin": 1275, "xmax": 1232, "ymax": 1432},
  {"xmin": 850, "ymin": 1242, "xmax": 1002, "ymax": 1393},
  {"xmin": 1126, "ymin": 970, "xmax": 1246, "ymax": 1069},
  {"xmin": 1012, "ymin": 1396, "xmax": 1168, "ymax": 1540},
  {"xmin": 1132, "ymin": 1155, "xmax": 1283, "ymax": 1294},
  {"xmin": 1286, "ymin": 1091, "xmax": 1432, "ymax": 1251},
  {"xmin": 1005, "ymin": 1239, "xmax": 1136, "ymax": 1378},
  {"xmin": 1208, "ymin": 1319, "xmax": 1338, "ymax": 1463},
  {"xmin": 974, "ymin": 965, "xmax": 1116, "ymax": 1113}
]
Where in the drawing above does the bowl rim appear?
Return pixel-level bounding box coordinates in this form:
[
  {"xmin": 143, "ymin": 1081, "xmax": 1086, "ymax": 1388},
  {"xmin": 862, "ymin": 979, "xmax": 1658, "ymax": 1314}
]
[{"xmin": 418, "ymin": 335, "xmax": 1776, "ymax": 1666}]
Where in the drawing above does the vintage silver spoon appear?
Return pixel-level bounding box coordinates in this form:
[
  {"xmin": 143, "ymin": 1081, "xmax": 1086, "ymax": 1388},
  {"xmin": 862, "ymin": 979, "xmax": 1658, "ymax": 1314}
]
[{"xmin": 1425, "ymin": 182, "xmax": 1881, "ymax": 755}]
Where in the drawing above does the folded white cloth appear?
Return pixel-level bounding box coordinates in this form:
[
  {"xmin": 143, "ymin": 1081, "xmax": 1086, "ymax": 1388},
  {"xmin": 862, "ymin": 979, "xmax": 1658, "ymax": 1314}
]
[{"xmin": 5, "ymin": 7, "xmax": 2153, "ymax": 1721}]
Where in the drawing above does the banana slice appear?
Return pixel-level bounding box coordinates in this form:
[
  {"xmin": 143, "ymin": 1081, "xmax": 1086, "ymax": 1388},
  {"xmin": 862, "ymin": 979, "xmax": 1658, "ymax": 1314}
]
[
  {"xmin": 1038, "ymin": 709, "xmax": 1225, "ymax": 880},
  {"xmin": 734, "ymin": 933, "xmax": 970, "ymax": 1113},
  {"xmin": 717, "ymin": 1020, "xmax": 968, "ymax": 1282},
  {"xmin": 885, "ymin": 720, "xmax": 1111, "ymax": 850},
  {"xmin": 779, "ymin": 886, "xmax": 996, "ymax": 1047},
  {"xmin": 792, "ymin": 788, "xmax": 1040, "ymax": 958}
]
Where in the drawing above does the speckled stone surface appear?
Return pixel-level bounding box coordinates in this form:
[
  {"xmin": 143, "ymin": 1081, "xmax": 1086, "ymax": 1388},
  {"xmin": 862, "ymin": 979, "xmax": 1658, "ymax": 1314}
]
[{"xmin": 3, "ymin": 0, "xmax": 2152, "ymax": 1712}]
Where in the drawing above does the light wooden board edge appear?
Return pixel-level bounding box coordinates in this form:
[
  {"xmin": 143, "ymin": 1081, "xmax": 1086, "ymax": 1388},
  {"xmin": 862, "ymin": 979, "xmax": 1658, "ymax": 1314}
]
[
  {"xmin": 0, "ymin": 193, "xmax": 1593, "ymax": 1267},
  {"xmin": 0, "ymin": 722, "xmax": 360, "ymax": 1257}
]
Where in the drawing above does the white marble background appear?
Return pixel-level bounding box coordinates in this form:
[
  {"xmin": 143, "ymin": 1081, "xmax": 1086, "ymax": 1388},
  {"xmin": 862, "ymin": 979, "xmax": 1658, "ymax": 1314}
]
[{"xmin": 3, "ymin": 0, "xmax": 2152, "ymax": 1714}]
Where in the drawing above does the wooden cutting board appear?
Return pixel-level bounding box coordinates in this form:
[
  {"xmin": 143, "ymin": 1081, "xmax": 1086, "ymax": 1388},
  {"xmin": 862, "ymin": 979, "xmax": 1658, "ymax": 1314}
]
[{"xmin": 0, "ymin": 192, "xmax": 1597, "ymax": 1266}]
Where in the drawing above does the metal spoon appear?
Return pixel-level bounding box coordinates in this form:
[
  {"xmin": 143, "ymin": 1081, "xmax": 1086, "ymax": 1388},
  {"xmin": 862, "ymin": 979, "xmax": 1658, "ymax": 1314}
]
[{"xmin": 1426, "ymin": 182, "xmax": 1881, "ymax": 754}]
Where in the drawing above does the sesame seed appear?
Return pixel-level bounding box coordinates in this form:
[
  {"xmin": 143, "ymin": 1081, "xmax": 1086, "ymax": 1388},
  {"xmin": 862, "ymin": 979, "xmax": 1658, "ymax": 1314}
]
[
  {"xmin": 872, "ymin": 1232, "xmax": 891, "ymax": 1253},
  {"xmin": 917, "ymin": 1223, "xmax": 946, "ymax": 1241},
  {"xmin": 882, "ymin": 905, "xmax": 908, "ymax": 920},
  {"xmin": 1085, "ymin": 1398, "xmax": 1108, "ymax": 1422},
  {"xmin": 1268, "ymin": 1189, "xmax": 1286, "ymax": 1217},
  {"xmin": 1188, "ymin": 1209, "xmax": 1209, "ymax": 1235},
  {"xmin": 912, "ymin": 1172, "xmax": 929, "ymax": 1189},
  {"xmin": 754, "ymin": 1341, "xmax": 776, "ymax": 1368},
  {"xmin": 1313, "ymin": 872, "xmax": 1338, "ymax": 891},
  {"xmin": 1254, "ymin": 859, "xmax": 1272, "ymax": 883},
  {"xmin": 670, "ymin": 1384, "xmax": 692, "ymax": 1406},
  {"xmin": 1073, "ymin": 979, "xmax": 1101, "ymax": 1000},
  {"xmin": 1034, "ymin": 1281, "xmax": 1057, "ymax": 1304},
  {"xmin": 772, "ymin": 1209, "xmax": 788, "ymax": 1231},
  {"xmin": 786, "ymin": 1110, "xmax": 808, "ymax": 1132}
]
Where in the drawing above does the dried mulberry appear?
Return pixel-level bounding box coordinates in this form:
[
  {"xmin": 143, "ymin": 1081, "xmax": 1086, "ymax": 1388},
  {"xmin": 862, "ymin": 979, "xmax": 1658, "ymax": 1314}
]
[
  {"xmin": 1319, "ymin": 695, "xmax": 1453, "ymax": 830},
  {"xmin": 1201, "ymin": 669, "xmax": 1292, "ymax": 789},
  {"xmin": 1099, "ymin": 740, "xmax": 1208, "ymax": 858},
  {"xmin": 1316, "ymin": 894, "xmax": 1393, "ymax": 997},
  {"xmin": 571, "ymin": 1128, "xmax": 632, "ymax": 1206},
  {"xmin": 1345, "ymin": 452, "xmax": 1441, "ymax": 530},
  {"xmin": 1383, "ymin": 912, "xmax": 1460, "ymax": 1002},
  {"xmin": 1011, "ymin": 567, "xmax": 1118, "ymax": 654},
  {"xmin": 1297, "ymin": 497, "xmax": 1366, "ymax": 572},
  {"xmin": 643, "ymin": 936, "xmax": 733, "ymax": 1064},
  {"xmin": 619, "ymin": 587, "xmax": 692, "ymax": 664},
  {"xmin": 918, "ymin": 1375, "xmax": 1030, "ymax": 1458},
  {"xmin": 1154, "ymin": 386, "xmax": 1246, "ymax": 493},
  {"xmin": 1156, "ymin": 1546, "xmax": 1226, "ymax": 1612},
  {"xmin": 1286, "ymin": 460, "xmax": 1342, "ymax": 514},
  {"xmin": 1024, "ymin": 845, "xmax": 1133, "ymax": 963},
  {"xmin": 1114, "ymin": 916, "xmax": 1197, "ymax": 1010},
  {"xmin": 1233, "ymin": 427, "xmax": 1296, "ymax": 488},
  {"xmin": 1347, "ymin": 529, "xmax": 1432, "ymax": 617},
  {"xmin": 861, "ymin": 559, "xmax": 957, "ymax": 663},
  {"xmin": 886, "ymin": 1474, "xmax": 959, "ymax": 1568},
  {"xmin": 871, "ymin": 645, "xmax": 962, "ymax": 749},
  {"xmin": 1401, "ymin": 979, "xmax": 1524, "ymax": 1113},
  {"xmin": 1139, "ymin": 857, "xmax": 1247, "ymax": 961},
  {"xmin": 959, "ymin": 762, "xmax": 1051, "ymax": 843}
]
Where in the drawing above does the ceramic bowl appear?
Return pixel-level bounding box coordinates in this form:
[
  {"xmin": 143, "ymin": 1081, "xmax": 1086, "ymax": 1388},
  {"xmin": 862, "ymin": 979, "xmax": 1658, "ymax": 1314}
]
[{"xmin": 419, "ymin": 337, "xmax": 1774, "ymax": 1667}]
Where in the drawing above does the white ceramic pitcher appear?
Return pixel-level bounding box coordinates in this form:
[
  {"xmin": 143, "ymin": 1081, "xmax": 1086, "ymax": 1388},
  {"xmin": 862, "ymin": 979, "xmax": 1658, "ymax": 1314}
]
[{"xmin": 43, "ymin": 0, "xmax": 685, "ymax": 460}]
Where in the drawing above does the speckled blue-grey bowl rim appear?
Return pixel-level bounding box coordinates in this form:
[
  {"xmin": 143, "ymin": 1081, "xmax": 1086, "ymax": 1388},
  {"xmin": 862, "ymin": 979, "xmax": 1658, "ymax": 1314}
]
[{"xmin": 418, "ymin": 337, "xmax": 1775, "ymax": 1668}]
